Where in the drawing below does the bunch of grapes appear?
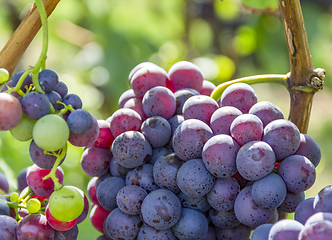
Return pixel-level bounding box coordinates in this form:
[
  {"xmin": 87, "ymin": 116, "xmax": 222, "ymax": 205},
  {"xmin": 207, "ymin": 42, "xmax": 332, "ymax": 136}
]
[{"xmin": 0, "ymin": 68, "xmax": 96, "ymax": 239}]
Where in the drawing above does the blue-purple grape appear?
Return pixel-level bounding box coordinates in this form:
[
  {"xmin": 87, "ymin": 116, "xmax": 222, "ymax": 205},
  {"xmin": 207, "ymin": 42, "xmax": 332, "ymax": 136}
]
[
  {"xmin": 294, "ymin": 133, "xmax": 321, "ymax": 167},
  {"xmin": 177, "ymin": 191, "xmax": 211, "ymax": 213},
  {"xmin": 168, "ymin": 115, "xmax": 184, "ymax": 135},
  {"xmin": 299, "ymin": 220, "xmax": 332, "ymax": 240},
  {"xmin": 214, "ymin": 224, "xmax": 251, "ymax": 240},
  {"xmin": 62, "ymin": 93, "xmax": 82, "ymax": 109},
  {"xmin": 278, "ymin": 191, "xmax": 305, "ymax": 213},
  {"xmin": 0, "ymin": 201, "xmax": 10, "ymax": 216},
  {"xmin": 249, "ymin": 101, "xmax": 284, "ymax": 128},
  {"xmin": 313, "ymin": 185, "xmax": 332, "ymax": 213},
  {"xmin": 250, "ymin": 223, "xmax": 273, "ymax": 240},
  {"xmin": 305, "ymin": 212, "xmax": 332, "ymax": 226},
  {"xmin": 268, "ymin": 219, "xmax": 304, "ymax": 240},
  {"xmin": 137, "ymin": 223, "xmax": 177, "ymax": 240},
  {"xmin": 150, "ymin": 146, "xmax": 174, "ymax": 165},
  {"xmin": 96, "ymin": 176, "xmax": 125, "ymax": 211},
  {"xmin": 21, "ymin": 91, "xmax": 50, "ymax": 120},
  {"xmin": 294, "ymin": 198, "xmax": 316, "ymax": 225},
  {"xmin": 126, "ymin": 164, "xmax": 158, "ymax": 193},
  {"xmin": 46, "ymin": 91, "xmax": 62, "ymax": 110},
  {"xmin": 80, "ymin": 147, "xmax": 112, "ymax": 177},
  {"xmin": 174, "ymin": 88, "xmax": 200, "ymax": 115},
  {"xmin": 210, "ymin": 106, "xmax": 242, "ymax": 135},
  {"xmin": 38, "ymin": 69, "xmax": 59, "ymax": 93},
  {"xmin": 17, "ymin": 167, "xmax": 28, "ymax": 192},
  {"xmin": 0, "ymin": 215, "xmax": 18, "ymax": 239},
  {"xmin": 141, "ymin": 116, "xmax": 172, "ymax": 148},
  {"xmin": 67, "ymin": 109, "xmax": 93, "ymax": 135},
  {"xmin": 54, "ymin": 81, "xmax": 68, "ymax": 99},
  {"xmin": 54, "ymin": 224, "xmax": 78, "ymax": 240},
  {"xmin": 116, "ymin": 185, "xmax": 148, "ymax": 215},
  {"xmin": 109, "ymin": 157, "xmax": 131, "ymax": 178},
  {"xmin": 11, "ymin": 71, "xmax": 33, "ymax": 93},
  {"xmin": 209, "ymin": 208, "xmax": 241, "ymax": 229}
]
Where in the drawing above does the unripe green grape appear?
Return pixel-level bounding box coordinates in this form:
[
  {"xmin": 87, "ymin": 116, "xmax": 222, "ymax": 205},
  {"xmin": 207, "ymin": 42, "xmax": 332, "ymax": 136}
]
[
  {"xmin": 0, "ymin": 68, "xmax": 9, "ymax": 83},
  {"xmin": 26, "ymin": 198, "xmax": 41, "ymax": 213},
  {"xmin": 10, "ymin": 114, "xmax": 37, "ymax": 141},
  {"xmin": 32, "ymin": 114, "xmax": 69, "ymax": 151},
  {"xmin": 48, "ymin": 185, "xmax": 84, "ymax": 222},
  {"xmin": 10, "ymin": 192, "xmax": 19, "ymax": 202}
]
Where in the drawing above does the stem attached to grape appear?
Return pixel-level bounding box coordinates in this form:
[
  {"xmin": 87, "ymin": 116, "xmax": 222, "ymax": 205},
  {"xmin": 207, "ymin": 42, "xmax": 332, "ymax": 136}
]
[{"xmin": 210, "ymin": 74, "xmax": 288, "ymax": 102}]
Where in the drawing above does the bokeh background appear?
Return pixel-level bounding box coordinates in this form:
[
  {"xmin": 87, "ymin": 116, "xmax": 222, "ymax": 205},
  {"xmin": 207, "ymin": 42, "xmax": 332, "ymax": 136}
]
[{"xmin": 0, "ymin": 0, "xmax": 332, "ymax": 239}]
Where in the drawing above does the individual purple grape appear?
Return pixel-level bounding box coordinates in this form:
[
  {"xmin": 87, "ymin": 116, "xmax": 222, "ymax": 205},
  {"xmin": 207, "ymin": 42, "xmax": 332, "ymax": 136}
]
[
  {"xmin": 236, "ymin": 141, "xmax": 275, "ymax": 181},
  {"xmin": 299, "ymin": 220, "xmax": 332, "ymax": 240},
  {"xmin": 210, "ymin": 106, "xmax": 242, "ymax": 135},
  {"xmin": 0, "ymin": 201, "xmax": 10, "ymax": 216},
  {"xmin": 96, "ymin": 176, "xmax": 125, "ymax": 211},
  {"xmin": 177, "ymin": 191, "xmax": 211, "ymax": 213},
  {"xmin": 153, "ymin": 153, "xmax": 183, "ymax": 194},
  {"xmin": 67, "ymin": 109, "xmax": 93, "ymax": 135},
  {"xmin": 262, "ymin": 119, "xmax": 301, "ymax": 160},
  {"xmin": 80, "ymin": 147, "xmax": 112, "ymax": 177},
  {"xmin": 116, "ymin": 185, "xmax": 148, "ymax": 215},
  {"xmin": 126, "ymin": 164, "xmax": 158, "ymax": 193},
  {"xmin": 230, "ymin": 114, "xmax": 263, "ymax": 146},
  {"xmin": 142, "ymin": 86, "xmax": 176, "ymax": 120},
  {"xmin": 62, "ymin": 93, "xmax": 82, "ymax": 109},
  {"xmin": 168, "ymin": 115, "xmax": 184, "ymax": 135},
  {"xmin": 219, "ymin": 82, "xmax": 257, "ymax": 114},
  {"xmin": 251, "ymin": 173, "xmax": 287, "ymax": 209},
  {"xmin": 278, "ymin": 191, "xmax": 305, "ymax": 213},
  {"xmin": 0, "ymin": 215, "xmax": 18, "ymax": 239},
  {"xmin": 141, "ymin": 189, "xmax": 181, "ymax": 230},
  {"xmin": 182, "ymin": 95, "xmax": 219, "ymax": 126},
  {"xmin": 141, "ymin": 116, "xmax": 172, "ymax": 148},
  {"xmin": 313, "ymin": 185, "xmax": 332, "ymax": 213},
  {"xmin": 68, "ymin": 115, "xmax": 99, "ymax": 147},
  {"xmin": 54, "ymin": 81, "xmax": 68, "ymax": 99},
  {"xmin": 112, "ymin": 131, "xmax": 152, "ymax": 168},
  {"xmin": 11, "ymin": 71, "xmax": 33, "ymax": 93},
  {"xmin": 268, "ymin": 219, "xmax": 304, "ymax": 240},
  {"xmin": 109, "ymin": 157, "xmax": 131, "ymax": 178},
  {"xmin": 278, "ymin": 155, "xmax": 316, "ymax": 193},
  {"xmin": 0, "ymin": 93, "xmax": 23, "ymax": 130},
  {"xmin": 209, "ymin": 208, "xmax": 241, "ymax": 229},
  {"xmin": 17, "ymin": 167, "xmax": 28, "ymax": 192},
  {"xmin": 105, "ymin": 207, "xmax": 142, "ymax": 240},
  {"xmin": 118, "ymin": 88, "xmax": 136, "ymax": 108},
  {"xmin": 294, "ymin": 198, "xmax": 316, "ymax": 225},
  {"xmin": 17, "ymin": 214, "xmax": 55, "ymax": 240},
  {"xmin": 294, "ymin": 133, "xmax": 321, "ymax": 167},
  {"xmin": 38, "ymin": 69, "xmax": 59, "ymax": 93},
  {"xmin": 128, "ymin": 62, "xmax": 158, "ymax": 82},
  {"xmin": 250, "ymin": 224, "xmax": 273, "ymax": 240},
  {"xmin": 174, "ymin": 88, "xmax": 200, "ymax": 115},
  {"xmin": 234, "ymin": 186, "xmax": 275, "ymax": 228},
  {"xmin": 200, "ymin": 80, "xmax": 216, "ymax": 96},
  {"xmin": 95, "ymin": 173, "xmax": 112, "ymax": 190},
  {"xmin": 202, "ymin": 225, "xmax": 217, "ymax": 240},
  {"xmin": 46, "ymin": 91, "xmax": 62, "ymax": 110},
  {"xmin": 54, "ymin": 224, "xmax": 78, "ymax": 240},
  {"xmin": 202, "ymin": 134, "xmax": 240, "ymax": 178},
  {"xmin": 29, "ymin": 140, "xmax": 65, "ymax": 169},
  {"xmin": 207, "ymin": 177, "xmax": 240, "ymax": 211},
  {"xmin": 168, "ymin": 61, "xmax": 204, "ymax": 92},
  {"xmin": 249, "ymin": 101, "xmax": 284, "ymax": 128},
  {"xmin": 123, "ymin": 97, "xmax": 148, "ymax": 121},
  {"xmin": 305, "ymin": 212, "xmax": 332, "ymax": 226},
  {"xmin": 0, "ymin": 172, "xmax": 9, "ymax": 194},
  {"xmin": 177, "ymin": 159, "xmax": 215, "ymax": 198},
  {"xmin": 172, "ymin": 119, "xmax": 213, "ymax": 161},
  {"xmin": 150, "ymin": 146, "xmax": 174, "ymax": 165},
  {"xmin": 137, "ymin": 223, "xmax": 177, "ymax": 240},
  {"xmin": 77, "ymin": 193, "xmax": 89, "ymax": 224},
  {"xmin": 214, "ymin": 224, "xmax": 251, "ymax": 240},
  {"xmin": 21, "ymin": 91, "xmax": 50, "ymax": 120},
  {"xmin": 130, "ymin": 64, "xmax": 168, "ymax": 99},
  {"xmin": 171, "ymin": 208, "xmax": 209, "ymax": 240}
]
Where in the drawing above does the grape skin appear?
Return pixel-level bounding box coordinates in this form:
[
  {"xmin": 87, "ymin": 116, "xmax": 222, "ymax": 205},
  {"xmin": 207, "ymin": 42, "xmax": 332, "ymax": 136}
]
[
  {"xmin": 278, "ymin": 191, "xmax": 305, "ymax": 213},
  {"xmin": 137, "ymin": 223, "xmax": 177, "ymax": 240},
  {"xmin": 89, "ymin": 204, "xmax": 111, "ymax": 233},
  {"xmin": 126, "ymin": 164, "xmax": 158, "ymax": 193},
  {"xmin": 0, "ymin": 93, "xmax": 23, "ymax": 130},
  {"xmin": 67, "ymin": 109, "xmax": 93, "ymax": 135},
  {"xmin": 96, "ymin": 176, "xmax": 125, "ymax": 211},
  {"xmin": 294, "ymin": 133, "xmax": 321, "ymax": 167},
  {"xmin": 54, "ymin": 224, "xmax": 79, "ymax": 240},
  {"xmin": 209, "ymin": 208, "xmax": 241, "ymax": 229},
  {"xmin": 210, "ymin": 106, "xmax": 242, "ymax": 135},
  {"xmin": 268, "ymin": 219, "xmax": 304, "ymax": 240},
  {"xmin": 200, "ymin": 80, "xmax": 216, "ymax": 96},
  {"xmin": 313, "ymin": 185, "xmax": 332, "ymax": 213},
  {"xmin": 116, "ymin": 185, "xmax": 148, "ymax": 215},
  {"xmin": 10, "ymin": 114, "xmax": 36, "ymax": 141},
  {"xmin": 250, "ymin": 223, "xmax": 273, "ymax": 240},
  {"xmin": 0, "ymin": 215, "xmax": 18, "ymax": 239},
  {"xmin": 177, "ymin": 191, "xmax": 211, "ymax": 213},
  {"xmin": 38, "ymin": 69, "xmax": 59, "ymax": 93},
  {"xmin": 299, "ymin": 220, "xmax": 332, "ymax": 240},
  {"xmin": 17, "ymin": 214, "xmax": 55, "ymax": 240},
  {"xmin": 118, "ymin": 88, "xmax": 136, "ymax": 108},
  {"xmin": 249, "ymin": 101, "xmax": 284, "ymax": 128},
  {"xmin": 294, "ymin": 198, "xmax": 316, "ymax": 225},
  {"xmin": 80, "ymin": 147, "xmax": 112, "ymax": 177},
  {"xmin": 141, "ymin": 116, "xmax": 172, "ymax": 148},
  {"xmin": 21, "ymin": 91, "xmax": 50, "ymax": 120},
  {"xmin": 174, "ymin": 88, "xmax": 200, "ymax": 115},
  {"xmin": 214, "ymin": 224, "xmax": 251, "ymax": 240}
]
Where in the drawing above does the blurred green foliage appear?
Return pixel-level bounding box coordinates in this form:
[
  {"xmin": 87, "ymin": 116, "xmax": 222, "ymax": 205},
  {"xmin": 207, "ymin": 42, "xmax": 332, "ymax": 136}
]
[{"xmin": 0, "ymin": 0, "xmax": 332, "ymax": 239}]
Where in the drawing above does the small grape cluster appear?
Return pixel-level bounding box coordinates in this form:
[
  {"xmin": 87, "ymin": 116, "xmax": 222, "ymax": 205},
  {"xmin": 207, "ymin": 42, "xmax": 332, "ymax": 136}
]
[
  {"xmin": 80, "ymin": 61, "xmax": 325, "ymax": 240},
  {"xmin": 0, "ymin": 68, "xmax": 95, "ymax": 239}
]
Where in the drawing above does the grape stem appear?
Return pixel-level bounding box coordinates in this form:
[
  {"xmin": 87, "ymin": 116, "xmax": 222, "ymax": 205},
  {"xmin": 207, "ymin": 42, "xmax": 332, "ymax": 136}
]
[{"xmin": 210, "ymin": 74, "xmax": 288, "ymax": 102}]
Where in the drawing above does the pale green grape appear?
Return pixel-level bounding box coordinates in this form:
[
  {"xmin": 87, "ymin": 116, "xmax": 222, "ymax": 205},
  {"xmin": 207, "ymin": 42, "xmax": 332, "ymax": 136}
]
[
  {"xmin": 0, "ymin": 68, "xmax": 9, "ymax": 83},
  {"xmin": 48, "ymin": 185, "xmax": 84, "ymax": 222},
  {"xmin": 10, "ymin": 114, "xmax": 37, "ymax": 141},
  {"xmin": 26, "ymin": 198, "xmax": 41, "ymax": 213},
  {"xmin": 32, "ymin": 114, "xmax": 69, "ymax": 151},
  {"xmin": 10, "ymin": 192, "xmax": 19, "ymax": 202}
]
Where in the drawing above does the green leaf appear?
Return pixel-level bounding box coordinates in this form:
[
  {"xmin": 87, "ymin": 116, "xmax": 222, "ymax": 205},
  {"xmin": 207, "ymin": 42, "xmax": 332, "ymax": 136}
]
[{"xmin": 241, "ymin": 0, "xmax": 279, "ymax": 14}]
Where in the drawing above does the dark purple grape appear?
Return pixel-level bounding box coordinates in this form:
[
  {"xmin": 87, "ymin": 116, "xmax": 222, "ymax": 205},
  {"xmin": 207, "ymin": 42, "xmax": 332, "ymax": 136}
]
[
  {"xmin": 268, "ymin": 219, "xmax": 304, "ymax": 240},
  {"xmin": 126, "ymin": 164, "xmax": 158, "ymax": 193},
  {"xmin": 251, "ymin": 173, "xmax": 287, "ymax": 209},
  {"xmin": 17, "ymin": 214, "xmax": 55, "ymax": 240},
  {"xmin": 0, "ymin": 215, "xmax": 18, "ymax": 239},
  {"xmin": 278, "ymin": 155, "xmax": 316, "ymax": 193},
  {"xmin": 305, "ymin": 212, "xmax": 332, "ymax": 226},
  {"xmin": 38, "ymin": 69, "xmax": 59, "ymax": 93},
  {"xmin": 174, "ymin": 88, "xmax": 200, "ymax": 115},
  {"xmin": 234, "ymin": 186, "xmax": 274, "ymax": 228},
  {"xmin": 249, "ymin": 101, "xmax": 284, "ymax": 128},
  {"xmin": 141, "ymin": 189, "xmax": 181, "ymax": 230},
  {"xmin": 209, "ymin": 208, "xmax": 241, "ymax": 229},
  {"xmin": 207, "ymin": 177, "xmax": 240, "ymax": 211},
  {"xmin": 219, "ymin": 82, "xmax": 257, "ymax": 114},
  {"xmin": 96, "ymin": 176, "xmax": 125, "ymax": 211},
  {"xmin": 153, "ymin": 153, "xmax": 183, "ymax": 194},
  {"xmin": 200, "ymin": 80, "xmax": 216, "ymax": 96},
  {"xmin": 150, "ymin": 146, "xmax": 174, "ymax": 165},
  {"xmin": 0, "ymin": 172, "xmax": 9, "ymax": 194},
  {"xmin": 54, "ymin": 224, "xmax": 78, "ymax": 240},
  {"xmin": 203, "ymin": 225, "xmax": 217, "ymax": 240},
  {"xmin": 80, "ymin": 147, "xmax": 112, "ymax": 177},
  {"xmin": 177, "ymin": 159, "xmax": 215, "ymax": 198},
  {"xmin": 109, "ymin": 157, "xmax": 131, "ymax": 178},
  {"xmin": 299, "ymin": 220, "xmax": 332, "ymax": 240},
  {"xmin": 250, "ymin": 224, "xmax": 273, "ymax": 240},
  {"xmin": 67, "ymin": 109, "xmax": 93, "ymax": 135},
  {"xmin": 112, "ymin": 131, "xmax": 152, "ymax": 169},
  {"xmin": 118, "ymin": 88, "xmax": 136, "ymax": 108},
  {"xmin": 116, "ymin": 185, "xmax": 148, "ymax": 215},
  {"xmin": 313, "ymin": 185, "xmax": 332, "ymax": 213},
  {"xmin": 21, "ymin": 91, "xmax": 50, "ymax": 120},
  {"xmin": 294, "ymin": 133, "xmax": 321, "ymax": 167},
  {"xmin": 68, "ymin": 115, "xmax": 99, "ymax": 147},
  {"xmin": 182, "ymin": 95, "xmax": 219, "ymax": 125},
  {"xmin": 202, "ymin": 134, "xmax": 240, "ymax": 178},
  {"xmin": 236, "ymin": 141, "xmax": 275, "ymax": 181},
  {"xmin": 17, "ymin": 167, "xmax": 28, "ymax": 192},
  {"xmin": 262, "ymin": 119, "xmax": 301, "ymax": 160},
  {"xmin": 168, "ymin": 61, "xmax": 204, "ymax": 92},
  {"xmin": 77, "ymin": 193, "xmax": 89, "ymax": 224},
  {"xmin": 294, "ymin": 198, "xmax": 316, "ymax": 225},
  {"xmin": 137, "ymin": 223, "xmax": 177, "ymax": 240},
  {"xmin": 0, "ymin": 201, "xmax": 10, "ymax": 216},
  {"xmin": 172, "ymin": 208, "xmax": 209, "ymax": 240},
  {"xmin": 62, "ymin": 93, "xmax": 82, "ymax": 109},
  {"xmin": 54, "ymin": 81, "xmax": 68, "ymax": 99},
  {"xmin": 210, "ymin": 106, "xmax": 242, "ymax": 135},
  {"xmin": 278, "ymin": 191, "xmax": 305, "ymax": 213},
  {"xmin": 142, "ymin": 86, "xmax": 176, "ymax": 120},
  {"xmin": 105, "ymin": 208, "xmax": 142, "ymax": 240},
  {"xmin": 141, "ymin": 116, "xmax": 172, "ymax": 148},
  {"xmin": 46, "ymin": 91, "xmax": 62, "ymax": 110},
  {"xmin": 215, "ymin": 224, "xmax": 251, "ymax": 240},
  {"xmin": 172, "ymin": 119, "xmax": 213, "ymax": 161},
  {"xmin": 11, "ymin": 71, "xmax": 33, "ymax": 93},
  {"xmin": 230, "ymin": 114, "xmax": 263, "ymax": 146},
  {"xmin": 168, "ymin": 115, "xmax": 184, "ymax": 135},
  {"xmin": 177, "ymin": 191, "xmax": 211, "ymax": 213}
]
